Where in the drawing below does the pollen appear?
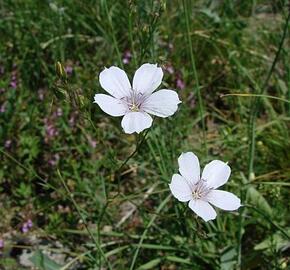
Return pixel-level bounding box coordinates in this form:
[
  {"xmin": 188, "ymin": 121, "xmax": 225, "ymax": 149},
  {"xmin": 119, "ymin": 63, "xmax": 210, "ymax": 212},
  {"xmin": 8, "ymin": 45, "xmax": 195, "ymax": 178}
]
[{"xmin": 130, "ymin": 103, "xmax": 139, "ymax": 112}]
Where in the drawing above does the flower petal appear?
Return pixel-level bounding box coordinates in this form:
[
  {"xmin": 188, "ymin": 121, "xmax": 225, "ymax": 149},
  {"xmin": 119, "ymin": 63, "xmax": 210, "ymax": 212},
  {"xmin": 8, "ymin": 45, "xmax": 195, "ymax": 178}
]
[
  {"xmin": 94, "ymin": 94, "xmax": 127, "ymax": 116},
  {"xmin": 169, "ymin": 174, "xmax": 192, "ymax": 202},
  {"xmin": 188, "ymin": 199, "xmax": 217, "ymax": 222},
  {"xmin": 142, "ymin": 90, "xmax": 181, "ymax": 118},
  {"xmin": 121, "ymin": 112, "xmax": 152, "ymax": 134},
  {"xmin": 133, "ymin": 63, "xmax": 163, "ymax": 94},
  {"xmin": 178, "ymin": 152, "xmax": 200, "ymax": 187},
  {"xmin": 206, "ymin": 190, "xmax": 241, "ymax": 211},
  {"xmin": 201, "ymin": 160, "xmax": 231, "ymax": 189},
  {"xmin": 99, "ymin": 66, "xmax": 131, "ymax": 98}
]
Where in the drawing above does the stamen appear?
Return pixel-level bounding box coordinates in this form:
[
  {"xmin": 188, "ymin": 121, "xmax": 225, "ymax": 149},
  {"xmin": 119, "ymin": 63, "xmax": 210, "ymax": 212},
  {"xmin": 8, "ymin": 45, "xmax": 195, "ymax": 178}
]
[
  {"xmin": 130, "ymin": 104, "xmax": 139, "ymax": 112},
  {"xmin": 121, "ymin": 89, "xmax": 147, "ymax": 112},
  {"xmin": 192, "ymin": 179, "xmax": 211, "ymax": 200}
]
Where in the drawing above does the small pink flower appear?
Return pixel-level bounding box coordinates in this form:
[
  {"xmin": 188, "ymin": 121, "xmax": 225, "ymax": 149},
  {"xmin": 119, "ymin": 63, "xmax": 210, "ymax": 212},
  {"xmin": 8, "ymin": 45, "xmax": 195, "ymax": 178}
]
[
  {"xmin": 48, "ymin": 153, "xmax": 60, "ymax": 166},
  {"xmin": 44, "ymin": 117, "xmax": 59, "ymax": 143},
  {"xmin": 164, "ymin": 64, "xmax": 174, "ymax": 75},
  {"xmin": 0, "ymin": 239, "xmax": 4, "ymax": 249},
  {"xmin": 38, "ymin": 89, "xmax": 45, "ymax": 101},
  {"xmin": 22, "ymin": 223, "xmax": 29, "ymax": 233},
  {"xmin": 27, "ymin": 219, "xmax": 33, "ymax": 228},
  {"xmin": 87, "ymin": 136, "xmax": 97, "ymax": 148},
  {"xmin": 0, "ymin": 103, "xmax": 6, "ymax": 113},
  {"xmin": 10, "ymin": 81, "xmax": 17, "ymax": 89},
  {"xmin": 4, "ymin": 140, "xmax": 12, "ymax": 148},
  {"xmin": 69, "ymin": 115, "xmax": 76, "ymax": 127},
  {"xmin": 176, "ymin": 77, "xmax": 185, "ymax": 90},
  {"xmin": 56, "ymin": 108, "xmax": 63, "ymax": 117},
  {"xmin": 65, "ymin": 65, "xmax": 73, "ymax": 75},
  {"xmin": 0, "ymin": 66, "xmax": 4, "ymax": 75},
  {"xmin": 122, "ymin": 50, "xmax": 132, "ymax": 65}
]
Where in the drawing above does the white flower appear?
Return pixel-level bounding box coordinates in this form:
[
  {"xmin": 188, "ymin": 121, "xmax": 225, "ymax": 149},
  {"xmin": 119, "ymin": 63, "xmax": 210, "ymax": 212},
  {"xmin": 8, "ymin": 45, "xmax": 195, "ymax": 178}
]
[
  {"xmin": 169, "ymin": 152, "xmax": 241, "ymax": 222},
  {"xmin": 94, "ymin": 63, "xmax": 181, "ymax": 134}
]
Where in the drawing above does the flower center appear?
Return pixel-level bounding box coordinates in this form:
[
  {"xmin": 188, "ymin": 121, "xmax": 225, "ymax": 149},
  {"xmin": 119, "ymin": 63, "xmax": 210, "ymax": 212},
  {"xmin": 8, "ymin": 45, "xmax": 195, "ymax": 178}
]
[
  {"xmin": 192, "ymin": 179, "xmax": 211, "ymax": 200},
  {"xmin": 121, "ymin": 89, "xmax": 147, "ymax": 112},
  {"xmin": 130, "ymin": 103, "xmax": 139, "ymax": 112}
]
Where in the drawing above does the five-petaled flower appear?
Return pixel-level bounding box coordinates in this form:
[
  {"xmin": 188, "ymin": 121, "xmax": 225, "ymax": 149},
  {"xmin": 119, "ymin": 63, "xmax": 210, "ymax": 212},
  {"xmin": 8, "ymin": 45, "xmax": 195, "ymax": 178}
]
[
  {"xmin": 169, "ymin": 152, "xmax": 241, "ymax": 222},
  {"xmin": 94, "ymin": 63, "xmax": 181, "ymax": 134}
]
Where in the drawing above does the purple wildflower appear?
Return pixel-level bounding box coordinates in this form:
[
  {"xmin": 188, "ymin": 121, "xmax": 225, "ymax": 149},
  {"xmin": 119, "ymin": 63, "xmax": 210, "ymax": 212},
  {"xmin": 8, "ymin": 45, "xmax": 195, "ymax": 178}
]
[
  {"xmin": 9, "ymin": 69, "xmax": 19, "ymax": 89},
  {"xmin": 9, "ymin": 81, "xmax": 17, "ymax": 88},
  {"xmin": 65, "ymin": 65, "xmax": 73, "ymax": 75},
  {"xmin": 164, "ymin": 64, "xmax": 175, "ymax": 74},
  {"xmin": 122, "ymin": 50, "xmax": 132, "ymax": 64},
  {"xmin": 0, "ymin": 104, "xmax": 5, "ymax": 113},
  {"xmin": 48, "ymin": 153, "xmax": 60, "ymax": 167},
  {"xmin": 56, "ymin": 108, "xmax": 63, "ymax": 117},
  {"xmin": 176, "ymin": 77, "xmax": 185, "ymax": 90},
  {"xmin": 21, "ymin": 223, "xmax": 29, "ymax": 233},
  {"xmin": 44, "ymin": 118, "xmax": 59, "ymax": 143},
  {"xmin": 87, "ymin": 135, "xmax": 97, "ymax": 148},
  {"xmin": 21, "ymin": 219, "xmax": 33, "ymax": 233},
  {"xmin": 27, "ymin": 219, "xmax": 33, "ymax": 228},
  {"xmin": 69, "ymin": 114, "xmax": 76, "ymax": 127},
  {"xmin": 90, "ymin": 140, "xmax": 97, "ymax": 148},
  {"xmin": 38, "ymin": 89, "xmax": 45, "ymax": 101},
  {"xmin": 4, "ymin": 140, "xmax": 12, "ymax": 148}
]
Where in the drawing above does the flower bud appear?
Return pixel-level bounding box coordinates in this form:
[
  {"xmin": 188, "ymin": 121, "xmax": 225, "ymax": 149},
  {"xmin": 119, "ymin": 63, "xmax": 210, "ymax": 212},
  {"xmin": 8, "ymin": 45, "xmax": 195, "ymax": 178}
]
[
  {"xmin": 55, "ymin": 61, "xmax": 67, "ymax": 80},
  {"xmin": 249, "ymin": 172, "xmax": 255, "ymax": 181}
]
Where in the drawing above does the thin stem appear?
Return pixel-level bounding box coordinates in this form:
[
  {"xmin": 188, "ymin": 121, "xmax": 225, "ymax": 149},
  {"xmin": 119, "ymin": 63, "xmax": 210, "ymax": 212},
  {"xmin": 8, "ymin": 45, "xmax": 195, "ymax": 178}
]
[
  {"xmin": 139, "ymin": 4, "xmax": 162, "ymax": 65},
  {"xmin": 247, "ymin": 11, "xmax": 290, "ymax": 178},
  {"xmin": 244, "ymin": 204, "xmax": 290, "ymax": 240},
  {"xmin": 103, "ymin": 0, "xmax": 123, "ymax": 68},
  {"xmin": 118, "ymin": 128, "xmax": 151, "ymax": 174},
  {"xmin": 97, "ymin": 128, "xmax": 151, "ymax": 243},
  {"xmin": 116, "ymin": 129, "xmax": 150, "ymax": 191},
  {"xmin": 57, "ymin": 170, "xmax": 112, "ymax": 270},
  {"xmin": 183, "ymin": 0, "xmax": 207, "ymax": 154},
  {"xmin": 129, "ymin": 194, "xmax": 172, "ymax": 270},
  {"xmin": 0, "ymin": 148, "xmax": 44, "ymax": 181},
  {"xmin": 236, "ymin": 183, "xmax": 247, "ymax": 269},
  {"xmin": 221, "ymin": 93, "xmax": 290, "ymax": 104},
  {"xmin": 128, "ymin": 3, "xmax": 137, "ymax": 68}
]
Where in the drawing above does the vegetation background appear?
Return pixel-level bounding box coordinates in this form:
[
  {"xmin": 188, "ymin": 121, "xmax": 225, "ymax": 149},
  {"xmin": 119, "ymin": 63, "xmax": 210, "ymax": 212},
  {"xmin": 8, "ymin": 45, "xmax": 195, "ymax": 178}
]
[{"xmin": 0, "ymin": 0, "xmax": 289, "ymax": 269}]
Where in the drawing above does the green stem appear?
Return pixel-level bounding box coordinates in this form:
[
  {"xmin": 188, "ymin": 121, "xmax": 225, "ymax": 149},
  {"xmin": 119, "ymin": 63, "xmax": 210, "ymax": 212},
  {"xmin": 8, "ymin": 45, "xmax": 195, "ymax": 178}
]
[
  {"xmin": 118, "ymin": 128, "xmax": 151, "ymax": 175},
  {"xmin": 128, "ymin": 3, "xmax": 137, "ymax": 68},
  {"xmin": 103, "ymin": 0, "xmax": 123, "ymax": 68},
  {"xmin": 221, "ymin": 93, "xmax": 290, "ymax": 104},
  {"xmin": 236, "ymin": 181, "xmax": 247, "ymax": 269},
  {"xmin": 57, "ymin": 170, "xmax": 112, "ymax": 270},
  {"xmin": 0, "ymin": 148, "xmax": 43, "ymax": 181},
  {"xmin": 97, "ymin": 128, "xmax": 151, "ymax": 244},
  {"xmin": 129, "ymin": 194, "xmax": 172, "ymax": 270},
  {"xmin": 139, "ymin": 4, "xmax": 162, "ymax": 65},
  {"xmin": 247, "ymin": 11, "xmax": 290, "ymax": 178},
  {"xmin": 244, "ymin": 204, "xmax": 290, "ymax": 240},
  {"xmin": 183, "ymin": 0, "xmax": 207, "ymax": 154}
]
